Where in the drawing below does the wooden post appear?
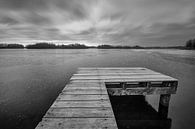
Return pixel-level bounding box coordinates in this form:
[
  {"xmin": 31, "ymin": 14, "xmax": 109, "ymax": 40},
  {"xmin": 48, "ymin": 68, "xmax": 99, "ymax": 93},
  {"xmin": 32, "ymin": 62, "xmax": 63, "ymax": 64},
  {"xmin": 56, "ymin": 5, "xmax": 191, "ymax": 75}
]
[
  {"xmin": 121, "ymin": 82, "xmax": 126, "ymax": 95},
  {"xmin": 158, "ymin": 94, "xmax": 171, "ymax": 118}
]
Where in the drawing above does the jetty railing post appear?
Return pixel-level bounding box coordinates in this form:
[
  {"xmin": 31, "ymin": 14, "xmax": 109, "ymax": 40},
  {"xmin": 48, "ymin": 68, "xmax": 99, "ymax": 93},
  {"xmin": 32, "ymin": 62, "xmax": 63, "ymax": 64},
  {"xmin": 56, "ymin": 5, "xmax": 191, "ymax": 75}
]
[{"xmin": 158, "ymin": 94, "xmax": 171, "ymax": 118}]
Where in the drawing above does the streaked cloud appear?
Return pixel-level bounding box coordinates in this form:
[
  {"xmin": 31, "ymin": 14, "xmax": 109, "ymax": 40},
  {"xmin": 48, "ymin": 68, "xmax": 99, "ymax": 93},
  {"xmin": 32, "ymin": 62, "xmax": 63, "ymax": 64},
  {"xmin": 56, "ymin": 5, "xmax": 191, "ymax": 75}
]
[{"xmin": 0, "ymin": 0, "xmax": 195, "ymax": 46}]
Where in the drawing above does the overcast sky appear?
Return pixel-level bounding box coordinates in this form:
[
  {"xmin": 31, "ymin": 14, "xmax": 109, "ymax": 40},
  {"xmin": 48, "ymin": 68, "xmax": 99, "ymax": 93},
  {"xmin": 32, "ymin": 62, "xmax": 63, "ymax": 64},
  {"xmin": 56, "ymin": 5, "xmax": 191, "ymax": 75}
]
[{"xmin": 0, "ymin": 0, "xmax": 195, "ymax": 46}]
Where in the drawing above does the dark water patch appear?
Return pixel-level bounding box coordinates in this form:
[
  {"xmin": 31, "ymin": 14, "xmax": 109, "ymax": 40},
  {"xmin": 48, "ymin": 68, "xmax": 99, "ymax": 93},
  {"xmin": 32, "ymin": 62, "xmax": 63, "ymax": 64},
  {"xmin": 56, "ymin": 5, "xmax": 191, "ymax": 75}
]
[{"xmin": 109, "ymin": 95, "xmax": 171, "ymax": 129}]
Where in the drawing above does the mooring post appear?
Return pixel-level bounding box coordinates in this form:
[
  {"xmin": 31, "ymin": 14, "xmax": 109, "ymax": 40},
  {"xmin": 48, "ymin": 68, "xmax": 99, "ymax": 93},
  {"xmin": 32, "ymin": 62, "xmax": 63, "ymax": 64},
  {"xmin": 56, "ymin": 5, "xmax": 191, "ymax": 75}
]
[{"xmin": 158, "ymin": 94, "xmax": 171, "ymax": 118}]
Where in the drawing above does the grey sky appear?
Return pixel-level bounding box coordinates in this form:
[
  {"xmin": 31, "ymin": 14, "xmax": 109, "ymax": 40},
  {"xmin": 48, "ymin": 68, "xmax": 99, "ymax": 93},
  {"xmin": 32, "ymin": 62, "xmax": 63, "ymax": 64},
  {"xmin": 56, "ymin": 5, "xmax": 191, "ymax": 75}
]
[{"xmin": 0, "ymin": 0, "xmax": 195, "ymax": 46}]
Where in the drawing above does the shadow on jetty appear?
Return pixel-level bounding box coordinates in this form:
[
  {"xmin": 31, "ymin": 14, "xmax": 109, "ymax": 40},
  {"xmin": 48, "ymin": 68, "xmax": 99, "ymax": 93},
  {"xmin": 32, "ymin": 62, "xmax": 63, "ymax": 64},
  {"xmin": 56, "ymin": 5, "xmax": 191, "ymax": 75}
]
[{"xmin": 109, "ymin": 95, "xmax": 172, "ymax": 129}]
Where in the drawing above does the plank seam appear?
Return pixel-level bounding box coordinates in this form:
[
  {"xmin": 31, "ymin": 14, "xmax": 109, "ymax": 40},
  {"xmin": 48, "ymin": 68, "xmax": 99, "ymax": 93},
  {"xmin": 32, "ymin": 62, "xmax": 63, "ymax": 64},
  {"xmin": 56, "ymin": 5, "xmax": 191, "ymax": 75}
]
[
  {"xmin": 43, "ymin": 117, "xmax": 114, "ymax": 118},
  {"xmin": 55, "ymin": 99, "xmax": 109, "ymax": 101}
]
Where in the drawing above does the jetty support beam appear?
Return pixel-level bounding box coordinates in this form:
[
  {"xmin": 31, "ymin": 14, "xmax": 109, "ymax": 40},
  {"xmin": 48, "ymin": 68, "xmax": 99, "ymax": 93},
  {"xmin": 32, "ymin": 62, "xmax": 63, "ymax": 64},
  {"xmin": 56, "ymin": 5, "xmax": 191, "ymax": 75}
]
[{"xmin": 158, "ymin": 94, "xmax": 171, "ymax": 118}]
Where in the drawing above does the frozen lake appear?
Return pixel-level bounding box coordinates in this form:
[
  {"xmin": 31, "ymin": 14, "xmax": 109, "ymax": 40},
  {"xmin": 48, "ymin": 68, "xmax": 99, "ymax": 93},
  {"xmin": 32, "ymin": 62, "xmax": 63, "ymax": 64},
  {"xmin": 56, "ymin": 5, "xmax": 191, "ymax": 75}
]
[{"xmin": 0, "ymin": 49, "xmax": 195, "ymax": 129}]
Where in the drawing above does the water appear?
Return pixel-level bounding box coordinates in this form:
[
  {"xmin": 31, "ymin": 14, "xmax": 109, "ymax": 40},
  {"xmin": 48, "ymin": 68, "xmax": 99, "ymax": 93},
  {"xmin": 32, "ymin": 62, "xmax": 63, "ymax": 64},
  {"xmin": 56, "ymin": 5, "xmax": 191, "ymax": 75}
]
[{"xmin": 0, "ymin": 49, "xmax": 194, "ymax": 129}]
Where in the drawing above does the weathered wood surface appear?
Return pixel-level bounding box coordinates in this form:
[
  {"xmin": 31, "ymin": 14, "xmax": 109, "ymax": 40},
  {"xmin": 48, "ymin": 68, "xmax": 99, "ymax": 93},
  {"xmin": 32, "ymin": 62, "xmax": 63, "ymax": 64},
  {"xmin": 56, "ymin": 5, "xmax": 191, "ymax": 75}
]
[
  {"xmin": 78, "ymin": 67, "xmax": 145, "ymax": 69},
  {"xmin": 36, "ymin": 118, "xmax": 117, "ymax": 129},
  {"xmin": 45, "ymin": 107, "xmax": 114, "ymax": 118},
  {"xmin": 107, "ymin": 87, "xmax": 177, "ymax": 95},
  {"xmin": 36, "ymin": 67, "xmax": 178, "ymax": 129},
  {"xmin": 36, "ymin": 79, "xmax": 117, "ymax": 128},
  {"xmin": 71, "ymin": 75, "xmax": 173, "ymax": 79},
  {"xmin": 71, "ymin": 78, "xmax": 177, "ymax": 83},
  {"xmin": 77, "ymin": 70, "xmax": 157, "ymax": 74},
  {"xmin": 51, "ymin": 100, "xmax": 111, "ymax": 108},
  {"xmin": 56, "ymin": 94, "xmax": 109, "ymax": 101},
  {"xmin": 62, "ymin": 89, "xmax": 108, "ymax": 95}
]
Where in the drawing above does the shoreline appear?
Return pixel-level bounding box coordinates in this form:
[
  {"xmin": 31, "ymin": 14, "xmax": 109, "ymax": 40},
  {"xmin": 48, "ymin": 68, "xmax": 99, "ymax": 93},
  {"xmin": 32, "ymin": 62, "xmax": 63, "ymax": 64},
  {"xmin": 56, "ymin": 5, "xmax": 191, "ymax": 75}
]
[{"xmin": 0, "ymin": 48, "xmax": 194, "ymax": 50}]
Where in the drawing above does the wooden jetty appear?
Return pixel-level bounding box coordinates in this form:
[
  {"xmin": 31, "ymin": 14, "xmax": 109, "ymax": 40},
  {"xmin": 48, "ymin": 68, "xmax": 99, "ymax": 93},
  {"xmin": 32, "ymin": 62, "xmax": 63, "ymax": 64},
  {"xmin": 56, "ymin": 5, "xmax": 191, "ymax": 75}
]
[{"xmin": 36, "ymin": 67, "xmax": 178, "ymax": 129}]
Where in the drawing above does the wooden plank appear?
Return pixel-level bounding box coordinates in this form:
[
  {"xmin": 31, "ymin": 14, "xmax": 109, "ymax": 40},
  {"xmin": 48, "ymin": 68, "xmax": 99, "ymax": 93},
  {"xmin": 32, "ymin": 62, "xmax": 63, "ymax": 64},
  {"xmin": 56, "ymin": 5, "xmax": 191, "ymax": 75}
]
[
  {"xmin": 73, "ymin": 74, "xmax": 173, "ymax": 78},
  {"xmin": 77, "ymin": 69, "xmax": 156, "ymax": 74},
  {"xmin": 72, "ymin": 78, "xmax": 177, "ymax": 82},
  {"xmin": 44, "ymin": 107, "xmax": 114, "ymax": 118},
  {"xmin": 79, "ymin": 67, "xmax": 145, "ymax": 70},
  {"xmin": 64, "ymin": 84, "xmax": 105, "ymax": 88},
  {"xmin": 56, "ymin": 94, "xmax": 109, "ymax": 101},
  {"xmin": 51, "ymin": 100, "xmax": 111, "ymax": 108},
  {"xmin": 69, "ymin": 80, "xmax": 101, "ymax": 84},
  {"xmin": 64, "ymin": 82, "xmax": 106, "ymax": 88},
  {"xmin": 62, "ymin": 89, "xmax": 108, "ymax": 95},
  {"xmin": 74, "ymin": 73, "xmax": 161, "ymax": 76},
  {"xmin": 64, "ymin": 81, "xmax": 106, "ymax": 89},
  {"xmin": 63, "ymin": 86, "xmax": 107, "ymax": 90},
  {"xmin": 67, "ymin": 82, "xmax": 101, "ymax": 86},
  {"xmin": 64, "ymin": 82, "xmax": 105, "ymax": 88},
  {"xmin": 103, "ymin": 78, "xmax": 177, "ymax": 82},
  {"xmin": 77, "ymin": 69, "xmax": 154, "ymax": 73},
  {"xmin": 36, "ymin": 118, "xmax": 118, "ymax": 129},
  {"xmin": 70, "ymin": 78, "xmax": 177, "ymax": 83},
  {"xmin": 78, "ymin": 68, "xmax": 150, "ymax": 71},
  {"xmin": 78, "ymin": 68, "xmax": 155, "ymax": 73},
  {"xmin": 71, "ymin": 75, "xmax": 173, "ymax": 80}
]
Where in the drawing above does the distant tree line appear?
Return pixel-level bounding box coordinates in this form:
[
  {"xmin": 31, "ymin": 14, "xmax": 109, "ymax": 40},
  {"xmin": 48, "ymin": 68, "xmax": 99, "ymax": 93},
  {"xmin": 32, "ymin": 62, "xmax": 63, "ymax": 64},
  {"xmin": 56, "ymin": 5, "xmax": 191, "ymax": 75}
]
[
  {"xmin": 0, "ymin": 44, "xmax": 24, "ymax": 49},
  {"xmin": 97, "ymin": 45, "xmax": 186, "ymax": 49},
  {"xmin": 97, "ymin": 45, "xmax": 143, "ymax": 49},
  {"xmin": 57, "ymin": 43, "xmax": 89, "ymax": 49},
  {"xmin": 26, "ymin": 43, "xmax": 56, "ymax": 49},
  {"xmin": 25, "ymin": 43, "xmax": 89, "ymax": 49},
  {"xmin": 186, "ymin": 39, "xmax": 195, "ymax": 49},
  {"xmin": 0, "ymin": 40, "xmax": 195, "ymax": 49}
]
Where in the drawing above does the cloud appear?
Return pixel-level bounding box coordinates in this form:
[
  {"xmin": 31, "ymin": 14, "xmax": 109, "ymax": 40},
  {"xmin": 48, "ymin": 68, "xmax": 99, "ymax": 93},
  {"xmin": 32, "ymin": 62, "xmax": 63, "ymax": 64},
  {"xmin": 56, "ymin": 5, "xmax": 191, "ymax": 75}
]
[{"xmin": 0, "ymin": 0, "xmax": 195, "ymax": 46}]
